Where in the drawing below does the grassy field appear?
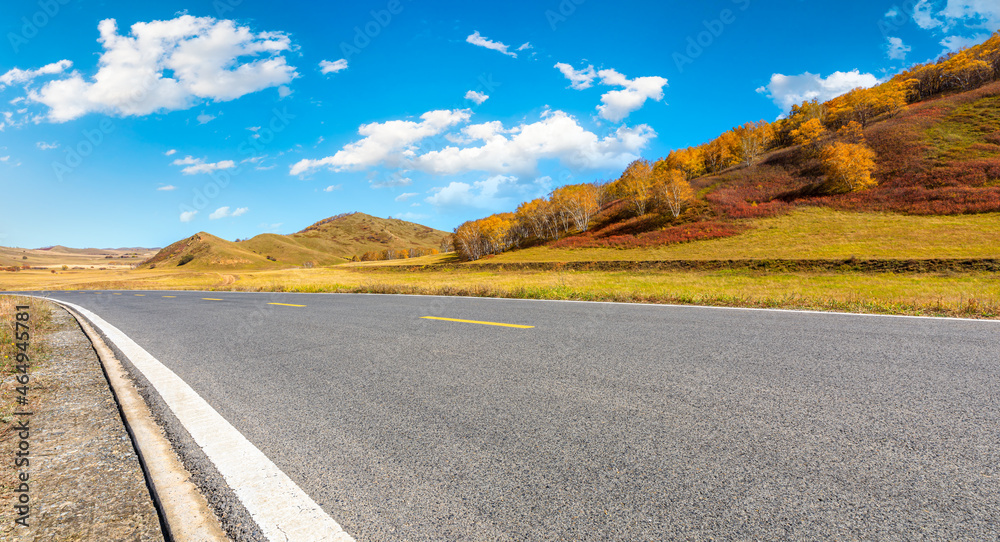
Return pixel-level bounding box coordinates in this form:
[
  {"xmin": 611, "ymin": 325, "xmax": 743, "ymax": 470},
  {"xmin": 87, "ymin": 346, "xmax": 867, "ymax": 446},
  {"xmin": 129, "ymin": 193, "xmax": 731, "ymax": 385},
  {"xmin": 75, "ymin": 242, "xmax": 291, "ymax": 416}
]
[
  {"xmin": 478, "ymin": 208, "xmax": 1000, "ymax": 263},
  {"xmin": 2, "ymin": 264, "xmax": 998, "ymax": 319},
  {"xmin": 3, "ymin": 209, "xmax": 998, "ymax": 318}
]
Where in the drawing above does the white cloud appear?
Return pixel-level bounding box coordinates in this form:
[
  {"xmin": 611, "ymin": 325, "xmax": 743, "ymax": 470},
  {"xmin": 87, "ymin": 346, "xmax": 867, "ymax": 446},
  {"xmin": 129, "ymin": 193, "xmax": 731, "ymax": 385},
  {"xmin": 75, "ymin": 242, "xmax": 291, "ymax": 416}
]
[
  {"xmin": 260, "ymin": 222, "xmax": 283, "ymax": 232},
  {"xmin": 180, "ymin": 210, "xmax": 198, "ymax": 222},
  {"xmin": 320, "ymin": 59, "xmax": 348, "ymax": 74},
  {"xmin": 394, "ymin": 192, "xmax": 419, "ymax": 202},
  {"xmin": 885, "ymin": 8, "xmax": 900, "ymax": 18},
  {"xmin": 196, "ymin": 112, "xmax": 216, "ymax": 124},
  {"xmin": 465, "ymin": 90, "xmax": 489, "ymax": 105},
  {"xmin": 913, "ymin": 0, "xmax": 944, "ymax": 29},
  {"xmin": 209, "ymin": 206, "xmax": 248, "ymax": 219},
  {"xmin": 595, "ymin": 69, "xmax": 669, "ymax": 122},
  {"xmin": 323, "ymin": 184, "xmax": 342, "ymax": 192},
  {"xmin": 887, "ymin": 37, "xmax": 912, "ymax": 60},
  {"xmin": 29, "ymin": 16, "xmax": 297, "ymax": 122},
  {"xmin": 756, "ymin": 70, "xmax": 880, "ymax": 112},
  {"xmin": 0, "ymin": 156, "xmax": 9, "ymax": 162},
  {"xmin": 277, "ymin": 85, "xmax": 292, "ymax": 99},
  {"xmin": 0, "ymin": 60, "xmax": 73, "ymax": 89},
  {"xmin": 940, "ymin": 33, "xmax": 992, "ymax": 51},
  {"xmin": 415, "ymin": 110, "xmax": 656, "ymax": 176},
  {"xmin": 171, "ymin": 155, "xmax": 237, "ymax": 175},
  {"xmin": 554, "ymin": 62, "xmax": 598, "ymax": 90},
  {"xmin": 290, "ymin": 109, "xmax": 471, "ymax": 175},
  {"xmin": 426, "ymin": 175, "xmax": 524, "ymax": 210},
  {"xmin": 938, "ymin": 0, "xmax": 1000, "ymax": 30},
  {"xmin": 466, "ymin": 31, "xmax": 517, "ymax": 58},
  {"xmin": 518, "ymin": 42, "xmax": 533, "ymax": 51},
  {"xmin": 157, "ymin": 185, "xmax": 177, "ymax": 191},
  {"xmin": 165, "ymin": 149, "xmax": 177, "ymax": 156},
  {"xmin": 36, "ymin": 141, "xmax": 58, "ymax": 150}
]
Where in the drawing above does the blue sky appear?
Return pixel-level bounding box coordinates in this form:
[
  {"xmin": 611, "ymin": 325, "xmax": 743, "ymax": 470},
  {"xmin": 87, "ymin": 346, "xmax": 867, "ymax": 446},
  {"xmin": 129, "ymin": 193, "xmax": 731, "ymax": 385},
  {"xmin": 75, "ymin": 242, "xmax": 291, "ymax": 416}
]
[{"xmin": 1, "ymin": 0, "xmax": 997, "ymax": 248}]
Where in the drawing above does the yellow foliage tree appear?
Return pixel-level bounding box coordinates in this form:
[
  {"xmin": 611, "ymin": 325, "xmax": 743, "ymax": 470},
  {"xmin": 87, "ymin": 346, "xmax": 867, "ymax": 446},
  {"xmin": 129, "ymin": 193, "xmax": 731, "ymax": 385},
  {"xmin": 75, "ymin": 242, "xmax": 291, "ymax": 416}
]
[
  {"xmin": 653, "ymin": 166, "xmax": 694, "ymax": 218},
  {"xmin": 820, "ymin": 142, "xmax": 878, "ymax": 193},
  {"xmin": 551, "ymin": 183, "xmax": 600, "ymax": 232},
  {"xmin": 732, "ymin": 121, "xmax": 775, "ymax": 166},
  {"xmin": 704, "ymin": 131, "xmax": 739, "ymax": 173},
  {"xmin": 618, "ymin": 159, "xmax": 655, "ymax": 215},
  {"xmin": 790, "ymin": 118, "xmax": 827, "ymax": 147}
]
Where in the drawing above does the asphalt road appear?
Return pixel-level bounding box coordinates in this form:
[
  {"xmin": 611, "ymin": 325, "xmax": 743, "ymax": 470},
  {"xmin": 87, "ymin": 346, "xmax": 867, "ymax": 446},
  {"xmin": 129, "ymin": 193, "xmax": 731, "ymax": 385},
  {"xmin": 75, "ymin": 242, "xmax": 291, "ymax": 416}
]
[{"xmin": 20, "ymin": 291, "xmax": 1000, "ymax": 540}]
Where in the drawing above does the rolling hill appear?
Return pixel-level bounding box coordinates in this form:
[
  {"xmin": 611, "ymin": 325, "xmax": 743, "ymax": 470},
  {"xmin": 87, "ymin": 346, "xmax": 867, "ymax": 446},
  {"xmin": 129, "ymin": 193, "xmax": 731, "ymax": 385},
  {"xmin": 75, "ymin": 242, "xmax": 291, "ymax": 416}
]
[{"xmin": 140, "ymin": 213, "xmax": 449, "ymax": 269}]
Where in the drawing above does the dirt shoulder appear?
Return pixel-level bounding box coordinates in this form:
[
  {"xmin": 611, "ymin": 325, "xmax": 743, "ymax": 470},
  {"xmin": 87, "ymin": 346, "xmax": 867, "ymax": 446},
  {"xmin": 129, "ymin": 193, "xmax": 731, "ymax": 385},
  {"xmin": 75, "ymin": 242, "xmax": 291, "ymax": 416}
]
[{"xmin": 0, "ymin": 298, "xmax": 163, "ymax": 540}]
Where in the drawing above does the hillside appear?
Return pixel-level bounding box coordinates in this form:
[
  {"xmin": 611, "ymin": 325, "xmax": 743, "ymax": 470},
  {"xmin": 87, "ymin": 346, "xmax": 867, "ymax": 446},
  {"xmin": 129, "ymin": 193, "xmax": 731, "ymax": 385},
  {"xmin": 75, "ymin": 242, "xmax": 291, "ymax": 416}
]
[
  {"xmin": 0, "ymin": 245, "xmax": 158, "ymax": 269},
  {"xmin": 449, "ymin": 32, "xmax": 1000, "ymax": 261},
  {"xmin": 140, "ymin": 213, "xmax": 449, "ymax": 269}
]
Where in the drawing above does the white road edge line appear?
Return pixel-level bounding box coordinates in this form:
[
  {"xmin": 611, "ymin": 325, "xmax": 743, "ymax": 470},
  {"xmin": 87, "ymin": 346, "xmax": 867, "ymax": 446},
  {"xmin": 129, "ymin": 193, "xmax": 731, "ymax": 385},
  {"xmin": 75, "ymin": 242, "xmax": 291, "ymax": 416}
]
[{"xmin": 57, "ymin": 299, "xmax": 355, "ymax": 542}]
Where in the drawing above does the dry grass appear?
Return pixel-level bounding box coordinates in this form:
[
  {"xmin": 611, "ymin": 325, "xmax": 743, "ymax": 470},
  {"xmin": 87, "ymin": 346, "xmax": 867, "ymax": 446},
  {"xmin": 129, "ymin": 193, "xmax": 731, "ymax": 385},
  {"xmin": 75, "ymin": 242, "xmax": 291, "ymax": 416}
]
[{"xmin": 3, "ymin": 266, "xmax": 997, "ymax": 319}]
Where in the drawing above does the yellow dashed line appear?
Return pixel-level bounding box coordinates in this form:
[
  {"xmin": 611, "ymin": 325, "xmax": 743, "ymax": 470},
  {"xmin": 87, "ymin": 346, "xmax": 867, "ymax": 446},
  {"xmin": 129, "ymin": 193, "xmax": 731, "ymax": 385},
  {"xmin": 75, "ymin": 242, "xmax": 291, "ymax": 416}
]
[
  {"xmin": 162, "ymin": 296, "xmax": 177, "ymax": 298},
  {"xmin": 202, "ymin": 298, "xmax": 224, "ymax": 301},
  {"xmin": 268, "ymin": 303, "xmax": 307, "ymax": 308},
  {"xmin": 420, "ymin": 316, "xmax": 534, "ymax": 329},
  {"xmin": 135, "ymin": 294, "xmax": 145, "ymax": 297},
  {"xmin": 113, "ymin": 293, "xmax": 122, "ymax": 295}
]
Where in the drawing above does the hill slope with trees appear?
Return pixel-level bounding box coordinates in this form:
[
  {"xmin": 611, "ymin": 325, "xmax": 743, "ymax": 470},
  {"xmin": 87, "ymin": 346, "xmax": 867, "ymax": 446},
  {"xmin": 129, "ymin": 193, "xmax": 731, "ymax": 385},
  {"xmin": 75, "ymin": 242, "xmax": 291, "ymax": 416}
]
[{"xmin": 450, "ymin": 33, "xmax": 1000, "ymax": 261}]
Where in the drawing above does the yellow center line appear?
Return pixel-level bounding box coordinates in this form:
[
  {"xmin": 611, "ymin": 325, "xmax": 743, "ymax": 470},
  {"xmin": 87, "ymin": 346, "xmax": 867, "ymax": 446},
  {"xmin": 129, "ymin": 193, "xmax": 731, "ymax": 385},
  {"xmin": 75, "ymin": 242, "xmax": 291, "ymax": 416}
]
[
  {"xmin": 420, "ymin": 316, "xmax": 534, "ymax": 329},
  {"xmin": 268, "ymin": 303, "xmax": 307, "ymax": 308},
  {"xmin": 162, "ymin": 296, "xmax": 177, "ymax": 298},
  {"xmin": 135, "ymin": 294, "xmax": 145, "ymax": 296},
  {"xmin": 113, "ymin": 293, "xmax": 122, "ymax": 295},
  {"xmin": 202, "ymin": 298, "xmax": 224, "ymax": 301}
]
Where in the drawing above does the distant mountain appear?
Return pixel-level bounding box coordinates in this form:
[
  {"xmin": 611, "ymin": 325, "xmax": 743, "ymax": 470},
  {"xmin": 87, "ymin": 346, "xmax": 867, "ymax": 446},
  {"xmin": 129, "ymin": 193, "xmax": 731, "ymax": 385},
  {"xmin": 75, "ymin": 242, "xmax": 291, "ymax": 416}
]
[{"xmin": 141, "ymin": 213, "xmax": 449, "ymax": 269}]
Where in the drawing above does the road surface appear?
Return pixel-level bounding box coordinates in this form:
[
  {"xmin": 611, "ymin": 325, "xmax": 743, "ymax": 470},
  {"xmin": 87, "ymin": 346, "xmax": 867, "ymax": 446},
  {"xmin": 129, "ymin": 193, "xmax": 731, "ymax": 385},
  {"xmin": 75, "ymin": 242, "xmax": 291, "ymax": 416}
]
[{"xmin": 18, "ymin": 290, "xmax": 1000, "ymax": 540}]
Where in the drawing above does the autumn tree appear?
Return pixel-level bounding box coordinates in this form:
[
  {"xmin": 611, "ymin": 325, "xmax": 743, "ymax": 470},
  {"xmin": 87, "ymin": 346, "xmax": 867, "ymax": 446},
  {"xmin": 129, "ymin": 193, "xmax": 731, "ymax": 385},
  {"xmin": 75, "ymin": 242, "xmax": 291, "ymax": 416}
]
[
  {"xmin": 704, "ymin": 131, "xmax": 739, "ymax": 173},
  {"xmin": 732, "ymin": 121, "xmax": 775, "ymax": 167},
  {"xmin": 663, "ymin": 147, "xmax": 706, "ymax": 180},
  {"xmin": 653, "ymin": 166, "xmax": 694, "ymax": 218},
  {"xmin": 617, "ymin": 159, "xmax": 655, "ymax": 215},
  {"xmin": 551, "ymin": 183, "xmax": 600, "ymax": 232},
  {"xmin": 516, "ymin": 198, "xmax": 559, "ymax": 240},
  {"xmin": 790, "ymin": 118, "xmax": 828, "ymax": 147},
  {"xmin": 820, "ymin": 142, "xmax": 878, "ymax": 193},
  {"xmin": 836, "ymin": 121, "xmax": 866, "ymax": 144}
]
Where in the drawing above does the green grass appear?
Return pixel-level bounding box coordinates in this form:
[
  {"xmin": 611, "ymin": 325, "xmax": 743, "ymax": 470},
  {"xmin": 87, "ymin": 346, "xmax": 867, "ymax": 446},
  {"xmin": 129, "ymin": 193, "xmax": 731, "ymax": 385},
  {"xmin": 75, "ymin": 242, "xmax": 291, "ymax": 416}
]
[
  {"xmin": 925, "ymin": 93, "xmax": 1000, "ymax": 162},
  {"xmin": 480, "ymin": 208, "xmax": 1000, "ymax": 263}
]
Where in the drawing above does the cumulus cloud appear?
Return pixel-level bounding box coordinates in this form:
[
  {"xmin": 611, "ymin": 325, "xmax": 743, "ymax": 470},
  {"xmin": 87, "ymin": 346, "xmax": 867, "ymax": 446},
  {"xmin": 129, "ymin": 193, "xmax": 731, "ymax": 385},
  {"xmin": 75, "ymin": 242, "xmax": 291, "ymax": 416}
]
[
  {"xmin": 209, "ymin": 206, "xmax": 248, "ymax": 219},
  {"xmin": 36, "ymin": 141, "xmax": 58, "ymax": 150},
  {"xmin": 941, "ymin": 33, "xmax": 992, "ymax": 52},
  {"xmin": 370, "ymin": 172, "xmax": 413, "ymax": 189},
  {"xmin": 595, "ymin": 69, "xmax": 669, "ymax": 122},
  {"xmin": 157, "ymin": 185, "xmax": 176, "ymax": 191},
  {"xmin": 0, "ymin": 60, "xmax": 73, "ymax": 89},
  {"xmin": 394, "ymin": 192, "xmax": 419, "ymax": 202},
  {"xmin": 887, "ymin": 37, "xmax": 912, "ymax": 60},
  {"xmin": 171, "ymin": 155, "xmax": 236, "ymax": 175},
  {"xmin": 196, "ymin": 112, "xmax": 216, "ymax": 124},
  {"xmin": 554, "ymin": 62, "xmax": 598, "ymax": 90},
  {"xmin": 180, "ymin": 210, "xmax": 197, "ymax": 222},
  {"xmin": 466, "ymin": 31, "xmax": 517, "ymax": 58},
  {"xmin": 937, "ymin": 0, "xmax": 1000, "ymax": 30},
  {"xmin": 518, "ymin": 42, "xmax": 533, "ymax": 51},
  {"xmin": 320, "ymin": 59, "xmax": 348, "ymax": 74},
  {"xmin": 165, "ymin": 149, "xmax": 177, "ymax": 156},
  {"xmin": 29, "ymin": 15, "xmax": 297, "ymax": 122},
  {"xmin": 465, "ymin": 90, "xmax": 489, "ymax": 105},
  {"xmin": 289, "ymin": 109, "xmax": 471, "ymax": 175},
  {"xmin": 756, "ymin": 70, "xmax": 880, "ymax": 113},
  {"xmin": 425, "ymin": 175, "xmax": 528, "ymax": 210},
  {"xmin": 414, "ymin": 110, "xmax": 656, "ymax": 176},
  {"xmin": 323, "ymin": 184, "xmax": 342, "ymax": 192},
  {"xmin": 913, "ymin": 0, "xmax": 944, "ymax": 29}
]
